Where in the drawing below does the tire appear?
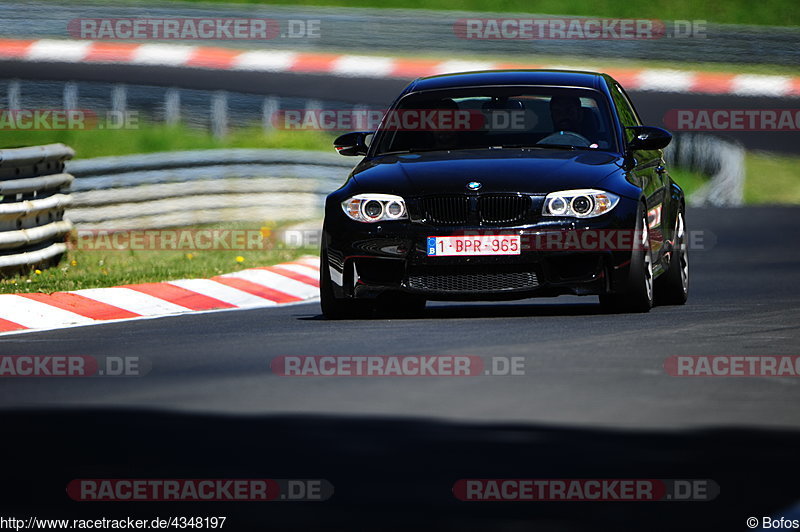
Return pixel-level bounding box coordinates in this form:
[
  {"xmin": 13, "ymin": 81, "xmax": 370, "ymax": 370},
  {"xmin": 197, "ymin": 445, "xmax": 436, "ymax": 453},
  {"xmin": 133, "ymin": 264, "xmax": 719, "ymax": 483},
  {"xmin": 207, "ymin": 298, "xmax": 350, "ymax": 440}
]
[
  {"xmin": 319, "ymin": 250, "xmax": 370, "ymax": 320},
  {"xmin": 600, "ymin": 207, "xmax": 654, "ymax": 313},
  {"xmin": 655, "ymin": 208, "xmax": 689, "ymax": 306}
]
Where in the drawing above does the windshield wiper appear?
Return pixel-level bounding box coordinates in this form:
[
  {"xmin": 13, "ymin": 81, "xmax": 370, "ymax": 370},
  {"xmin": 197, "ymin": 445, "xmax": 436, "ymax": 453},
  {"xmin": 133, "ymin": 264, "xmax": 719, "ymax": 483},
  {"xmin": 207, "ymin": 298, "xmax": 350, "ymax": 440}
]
[
  {"xmin": 489, "ymin": 144, "xmax": 587, "ymax": 151},
  {"xmin": 379, "ymin": 147, "xmax": 467, "ymax": 156}
]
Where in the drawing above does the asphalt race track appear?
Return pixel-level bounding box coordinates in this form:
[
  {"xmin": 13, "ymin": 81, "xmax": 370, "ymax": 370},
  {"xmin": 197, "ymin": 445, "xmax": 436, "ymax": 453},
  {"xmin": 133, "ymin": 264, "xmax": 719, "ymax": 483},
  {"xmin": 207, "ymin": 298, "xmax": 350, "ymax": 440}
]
[
  {"xmin": 0, "ymin": 207, "xmax": 798, "ymax": 530},
  {"xmin": 1, "ymin": 206, "xmax": 799, "ymax": 424}
]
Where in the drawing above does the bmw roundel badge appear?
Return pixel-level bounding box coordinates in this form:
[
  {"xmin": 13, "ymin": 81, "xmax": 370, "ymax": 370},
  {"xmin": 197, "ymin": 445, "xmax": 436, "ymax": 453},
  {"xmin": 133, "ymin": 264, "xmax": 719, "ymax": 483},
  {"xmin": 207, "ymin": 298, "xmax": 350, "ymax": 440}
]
[{"xmin": 467, "ymin": 181, "xmax": 482, "ymax": 190}]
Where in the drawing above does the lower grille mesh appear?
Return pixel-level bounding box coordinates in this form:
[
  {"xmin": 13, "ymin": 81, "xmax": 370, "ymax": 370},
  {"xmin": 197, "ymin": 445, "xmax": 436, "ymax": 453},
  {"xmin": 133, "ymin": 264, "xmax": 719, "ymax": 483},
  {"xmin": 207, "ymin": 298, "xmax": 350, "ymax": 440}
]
[{"xmin": 407, "ymin": 270, "xmax": 538, "ymax": 292}]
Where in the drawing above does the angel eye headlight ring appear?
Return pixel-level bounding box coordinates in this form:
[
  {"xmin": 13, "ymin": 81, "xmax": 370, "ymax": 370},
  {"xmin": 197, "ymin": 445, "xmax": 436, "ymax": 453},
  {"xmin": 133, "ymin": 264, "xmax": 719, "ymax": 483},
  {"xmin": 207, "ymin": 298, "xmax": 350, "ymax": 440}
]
[{"xmin": 341, "ymin": 194, "xmax": 408, "ymax": 223}]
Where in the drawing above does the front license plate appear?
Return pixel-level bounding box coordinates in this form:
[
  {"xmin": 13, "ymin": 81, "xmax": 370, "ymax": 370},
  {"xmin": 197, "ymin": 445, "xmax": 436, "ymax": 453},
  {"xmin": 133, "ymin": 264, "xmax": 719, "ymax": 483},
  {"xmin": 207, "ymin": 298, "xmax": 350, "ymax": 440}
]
[{"xmin": 427, "ymin": 235, "xmax": 521, "ymax": 256}]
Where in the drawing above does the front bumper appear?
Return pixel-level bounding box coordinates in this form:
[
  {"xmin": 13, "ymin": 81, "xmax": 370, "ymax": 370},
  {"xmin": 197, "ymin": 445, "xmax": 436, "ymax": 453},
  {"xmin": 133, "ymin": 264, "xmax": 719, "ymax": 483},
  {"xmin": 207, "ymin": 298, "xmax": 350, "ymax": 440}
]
[{"xmin": 323, "ymin": 198, "xmax": 639, "ymax": 302}]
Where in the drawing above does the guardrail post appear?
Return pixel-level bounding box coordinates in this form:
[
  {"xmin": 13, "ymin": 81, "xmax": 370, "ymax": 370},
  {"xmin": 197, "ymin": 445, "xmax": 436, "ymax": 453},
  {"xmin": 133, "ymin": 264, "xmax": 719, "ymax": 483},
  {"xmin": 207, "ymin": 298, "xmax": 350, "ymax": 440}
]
[
  {"xmin": 165, "ymin": 88, "xmax": 180, "ymax": 125},
  {"xmin": 305, "ymin": 99, "xmax": 322, "ymax": 114},
  {"xmin": 211, "ymin": 91, "xmax": 228, "ymax": 139},
  {"xmin": 7, "ymin": 80, "xmax": 21, "ymax": 110},
  {"xmin": 262, "ymin": 97, "xmax": 279, "ymax": 132},
  {"xmin": 112, "ymin": 84, "xmax": 127, "ymax": 115},
  {"xmin": 63, "ymin": 82, "xmax": 78, "ymax": 111}
]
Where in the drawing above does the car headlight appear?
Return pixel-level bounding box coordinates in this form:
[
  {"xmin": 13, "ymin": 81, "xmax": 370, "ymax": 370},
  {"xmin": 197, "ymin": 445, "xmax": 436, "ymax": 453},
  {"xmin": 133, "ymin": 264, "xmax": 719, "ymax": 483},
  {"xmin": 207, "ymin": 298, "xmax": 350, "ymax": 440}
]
[
  {"xmin": 542, "ymin": 189, "xmax": 620, "ymax": 218},
  {"xmin": 341, "ymin": 194, "xmax": 408, "ymax": 223}
]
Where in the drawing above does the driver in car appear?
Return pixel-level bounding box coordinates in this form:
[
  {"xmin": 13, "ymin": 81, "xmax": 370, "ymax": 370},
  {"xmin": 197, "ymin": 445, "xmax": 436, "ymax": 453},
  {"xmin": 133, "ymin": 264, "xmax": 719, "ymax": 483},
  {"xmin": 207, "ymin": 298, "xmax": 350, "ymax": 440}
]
[{"xmin": 548, "ymin": 95, "xmax": 601, "ymax": 146}]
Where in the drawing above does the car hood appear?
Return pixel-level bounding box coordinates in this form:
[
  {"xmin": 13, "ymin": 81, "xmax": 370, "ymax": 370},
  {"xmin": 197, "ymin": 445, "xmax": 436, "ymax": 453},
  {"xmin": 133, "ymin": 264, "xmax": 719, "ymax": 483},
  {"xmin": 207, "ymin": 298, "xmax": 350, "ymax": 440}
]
[{"xmin": 351, "ymin": 149, "xmax": 625, "ymax": 195}]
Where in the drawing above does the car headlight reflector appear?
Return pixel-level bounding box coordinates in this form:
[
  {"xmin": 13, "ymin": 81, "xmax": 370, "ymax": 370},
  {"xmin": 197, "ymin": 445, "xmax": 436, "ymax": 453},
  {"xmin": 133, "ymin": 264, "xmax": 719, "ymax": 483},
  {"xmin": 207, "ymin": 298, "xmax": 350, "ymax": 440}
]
[
  {"xmin": 571, "ymin": 195, "xmax": 593, "ymax": 215},
  {"xmin": 386, "ymin": 201, "xmax": 404, "ymax": 218},
  {"xmin": 548, "ymin": 196, "xmax": 568, "ymax": 215},
  {"xmin": 543, "ymin": 189, "xmax": 619, "ymax": 218},
  {"xmin": 341, "ymin": 194, "xmax": 408, "ymax": 223},
  {"xmin": 363, "ymin": 200, "xmax": 384, "ymax": 219}
]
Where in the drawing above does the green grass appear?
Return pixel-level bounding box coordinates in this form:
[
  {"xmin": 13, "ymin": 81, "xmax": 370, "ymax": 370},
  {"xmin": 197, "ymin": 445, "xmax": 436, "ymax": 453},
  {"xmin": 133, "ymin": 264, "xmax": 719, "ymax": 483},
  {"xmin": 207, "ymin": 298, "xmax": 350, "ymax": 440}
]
[
  {"xmin": 670, "ymin": 152, "xmax": 800, "ymax": 205},
  {"xmin": 0, "ymin": 124, "xmax": 337, "ymax": 159},
  {"xmin": 744, "ymin": 151, "xmax": 800, "ymax": 204},
  {"xmin": 94, "ymin": 0, "xmax": 800, "ymax": 27},
  {"xmin": 669, "ymin": 167, "xmax": 707, "ymax": 198},
  {"xmin": 0, "ymin": 222, "xmax": 318, "ymax": 294}
]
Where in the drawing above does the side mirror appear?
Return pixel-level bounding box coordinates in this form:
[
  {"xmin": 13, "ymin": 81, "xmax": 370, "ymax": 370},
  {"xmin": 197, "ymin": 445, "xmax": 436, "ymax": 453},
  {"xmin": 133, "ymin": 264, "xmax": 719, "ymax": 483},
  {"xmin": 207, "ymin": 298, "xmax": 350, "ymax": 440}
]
[
  {"xmin": 334, "ymin": 131, "xmax": 370, "ymax": 156},
  {"xmin": 626, "ymin": 126, "xmax": 672, "ymax": 151}
]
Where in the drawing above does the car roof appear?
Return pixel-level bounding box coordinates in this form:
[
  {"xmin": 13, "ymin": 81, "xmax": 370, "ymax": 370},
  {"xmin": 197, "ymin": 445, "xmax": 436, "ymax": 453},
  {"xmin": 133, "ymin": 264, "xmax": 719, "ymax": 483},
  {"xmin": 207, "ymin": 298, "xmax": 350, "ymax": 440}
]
[{"xmin": 404, "ymin": 70, "xmax": 612, "ymax": 94}]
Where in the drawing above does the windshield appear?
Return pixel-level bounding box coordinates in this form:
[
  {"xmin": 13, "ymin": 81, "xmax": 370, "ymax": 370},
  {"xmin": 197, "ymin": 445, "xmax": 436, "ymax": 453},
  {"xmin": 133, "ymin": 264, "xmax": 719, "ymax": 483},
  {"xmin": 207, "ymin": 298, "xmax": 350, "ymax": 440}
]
[{"xmin": 374, "ymin": 86, "xmax": 617, "ymax": 155}]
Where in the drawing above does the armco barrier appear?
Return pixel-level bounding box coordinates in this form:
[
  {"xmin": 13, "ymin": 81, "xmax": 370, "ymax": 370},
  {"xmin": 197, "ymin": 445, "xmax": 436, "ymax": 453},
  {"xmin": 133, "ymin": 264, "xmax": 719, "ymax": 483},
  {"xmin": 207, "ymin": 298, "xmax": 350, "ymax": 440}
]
[
  {"xmin": 0, "ymin": 143, "xmax": 74, "ymax": 274},
  {"xmin": 66, "ymin": 149, "xmax": 355, "ymax": 230},
  {"xmin": 664, "ymin": 133, "xmax": 745, "ymax": 207}
]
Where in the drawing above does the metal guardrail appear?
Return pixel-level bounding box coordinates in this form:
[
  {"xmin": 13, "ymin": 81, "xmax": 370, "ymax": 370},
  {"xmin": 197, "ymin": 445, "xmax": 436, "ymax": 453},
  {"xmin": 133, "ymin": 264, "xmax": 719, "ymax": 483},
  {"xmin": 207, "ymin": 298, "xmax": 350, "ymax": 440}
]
[
  {"xmin": 664, "ymin": 134, "xmax": 745, "ymax": 206},
  {"xmin": 0, "ymin": 143, "xmax": 74, "ymax": 274},
  {"xmin": 66, "ymin": 150, "xmax": 355, "ymax": 230}
]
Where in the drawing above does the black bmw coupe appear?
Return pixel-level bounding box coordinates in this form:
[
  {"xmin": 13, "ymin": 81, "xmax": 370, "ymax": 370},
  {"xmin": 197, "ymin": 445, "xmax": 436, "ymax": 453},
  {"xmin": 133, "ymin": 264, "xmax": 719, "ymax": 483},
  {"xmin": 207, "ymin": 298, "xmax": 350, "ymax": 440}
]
[{"xmin": 321, "ymin": 70, "xmax": 689, "ymax": 318}]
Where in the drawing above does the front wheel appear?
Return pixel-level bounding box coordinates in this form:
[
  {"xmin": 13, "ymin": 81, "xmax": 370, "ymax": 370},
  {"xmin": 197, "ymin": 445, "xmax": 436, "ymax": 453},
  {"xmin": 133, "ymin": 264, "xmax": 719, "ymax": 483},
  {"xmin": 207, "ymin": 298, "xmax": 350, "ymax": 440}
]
[
  {"xmin": 320, "ymin": 250, "xmax": 370, "ymax": 319},
  {"xmin": 655, "ymin": 209, "xmax": 689, "ymax": 305},
  {"xmin": 600, "ymin": 208, "xmax": 654, "ymax": 313}
]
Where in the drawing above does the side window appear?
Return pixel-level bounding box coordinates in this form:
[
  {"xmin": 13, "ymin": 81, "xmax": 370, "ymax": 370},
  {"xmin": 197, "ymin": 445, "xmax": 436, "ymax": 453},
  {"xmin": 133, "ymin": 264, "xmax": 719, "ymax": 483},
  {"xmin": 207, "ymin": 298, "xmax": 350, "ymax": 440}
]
[{"xmin": 610, "ymin": 83, "xmax": 641, "ymax": 144}]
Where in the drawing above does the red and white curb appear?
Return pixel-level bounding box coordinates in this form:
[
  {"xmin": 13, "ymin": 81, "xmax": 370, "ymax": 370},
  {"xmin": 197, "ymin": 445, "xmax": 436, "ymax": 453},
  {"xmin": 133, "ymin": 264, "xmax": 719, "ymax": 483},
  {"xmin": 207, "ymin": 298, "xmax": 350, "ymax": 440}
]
[
  {"xmin": 0, "ymin": 256, "xmax": 320, "ymax": 336},
  {"xmin": 1, "ymin": 38, "xmax": 798, "ymax": 98}
]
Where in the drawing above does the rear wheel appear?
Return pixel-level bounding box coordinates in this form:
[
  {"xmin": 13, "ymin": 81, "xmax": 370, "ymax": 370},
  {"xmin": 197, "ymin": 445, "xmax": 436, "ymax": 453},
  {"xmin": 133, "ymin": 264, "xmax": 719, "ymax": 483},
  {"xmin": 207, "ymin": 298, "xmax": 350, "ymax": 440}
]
[
  {"xmin": 600, "ymin": 208, "xmax": 653, "ymax": 313},
  {"xmin": 655, "ymin": 209, "xmax": 689, "ymax": 305}
]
